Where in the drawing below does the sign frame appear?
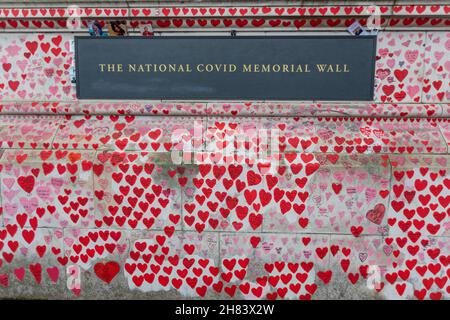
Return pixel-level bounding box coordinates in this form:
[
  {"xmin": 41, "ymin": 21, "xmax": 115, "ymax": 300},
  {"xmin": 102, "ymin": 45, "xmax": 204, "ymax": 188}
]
[{"xmin": 75, "ymin": 35, "xmax": 377, "ymax": 101}]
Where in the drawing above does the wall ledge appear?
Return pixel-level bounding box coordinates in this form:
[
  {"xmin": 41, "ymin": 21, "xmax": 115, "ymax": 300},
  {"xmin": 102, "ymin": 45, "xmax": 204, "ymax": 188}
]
[
  {"xmin": 0, "ymin": 2, "xmax": 449, "ymax": 31},
  {"xmin": 0, "ymin": 101, "xmax": 449, "ymax": 118}
]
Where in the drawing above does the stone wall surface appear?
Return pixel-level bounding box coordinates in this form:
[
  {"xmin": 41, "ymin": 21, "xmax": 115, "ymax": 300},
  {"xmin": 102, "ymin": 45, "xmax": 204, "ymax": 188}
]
[{"xmin": 0, "ymin": 1, "xmax": 448, "ymax": 300}]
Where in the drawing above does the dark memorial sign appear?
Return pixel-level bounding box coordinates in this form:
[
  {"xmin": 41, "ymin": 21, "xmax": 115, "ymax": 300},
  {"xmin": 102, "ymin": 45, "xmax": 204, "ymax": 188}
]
[{"xmin": 75, "ymin": 36, "xmax": 376, "ymax": 101}]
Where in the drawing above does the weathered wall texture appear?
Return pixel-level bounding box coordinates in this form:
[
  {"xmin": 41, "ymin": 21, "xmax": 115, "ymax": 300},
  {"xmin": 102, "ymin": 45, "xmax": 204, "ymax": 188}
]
[{"xmin": 0, "ymin": 1, "xmax": 449, "ymax": 300}]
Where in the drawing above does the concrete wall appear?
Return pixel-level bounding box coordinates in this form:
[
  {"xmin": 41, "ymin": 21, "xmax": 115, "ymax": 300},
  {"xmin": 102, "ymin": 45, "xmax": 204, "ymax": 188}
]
[{"xmin": 0, "ymin": 1, "xmax": 448, "ymax": 299}]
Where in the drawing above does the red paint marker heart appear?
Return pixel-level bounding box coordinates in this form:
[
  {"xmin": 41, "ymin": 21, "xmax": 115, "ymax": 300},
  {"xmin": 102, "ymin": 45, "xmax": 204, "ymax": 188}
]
[{"xmin": 94, "ymin": 261, "xmax": 120, "ymax": 284}]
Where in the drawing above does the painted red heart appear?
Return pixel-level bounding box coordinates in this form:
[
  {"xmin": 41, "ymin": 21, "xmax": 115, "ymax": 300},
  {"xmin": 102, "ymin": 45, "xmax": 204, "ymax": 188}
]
[{"xmin": 94, "ymin": 261, "xmax": 120, "ymax": 284}]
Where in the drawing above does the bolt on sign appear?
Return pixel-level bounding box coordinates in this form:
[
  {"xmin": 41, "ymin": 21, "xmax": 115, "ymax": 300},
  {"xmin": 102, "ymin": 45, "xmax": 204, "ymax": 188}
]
[{"xmin": 75, "ymin": 36, "xmax": 377, "ymax": 101}]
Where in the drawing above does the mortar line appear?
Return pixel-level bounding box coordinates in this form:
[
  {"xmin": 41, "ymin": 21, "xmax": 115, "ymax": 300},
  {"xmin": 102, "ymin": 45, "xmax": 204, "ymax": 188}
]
[
  {"xmin": 385, "ymin": 154, "xmax": 394, "ymax": 253},
  {"xmin": 436, "ymin": 121, "xmax": 449, "ymax": 155},
  {"xmin": 1, "ymin": 113, "xmax": 448, "ymax": 120},
  {"xmin": 418, "ymin": 30, "xmax": 432, "ymax": 106},
  {"xmin": 0, "ymin": 150, "xmax": 3, "ymax": 228},
  {"xmin": 48, "ymin": 116, "xmax": 64, "ymax": 150}
]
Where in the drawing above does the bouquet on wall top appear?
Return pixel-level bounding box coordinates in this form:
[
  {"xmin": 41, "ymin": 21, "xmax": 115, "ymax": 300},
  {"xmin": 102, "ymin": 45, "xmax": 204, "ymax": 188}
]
[
  {"xmin": 139, "ymin": 22, "xmax": 154, "ymax": 37},
  {"xmin": 108, "ymin": 20, "xmax": 128, "ymax": 36},
  {"xmin": 88, "ymin": 20, "xmax": 108, "ymax": 37}
]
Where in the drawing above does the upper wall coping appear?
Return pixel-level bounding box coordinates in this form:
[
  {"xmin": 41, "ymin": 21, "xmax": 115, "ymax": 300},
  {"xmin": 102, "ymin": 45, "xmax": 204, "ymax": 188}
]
[
  {"xmin": 0, "ymin": 2, "xmax": 448, "ymax": 18},
  {"xmin": 0, "ymin": 2, "xmax": 448, "ymax": 31},
  {"xmin": 0, "ymin": 1, "xmax": 449, "ymax": 5}
]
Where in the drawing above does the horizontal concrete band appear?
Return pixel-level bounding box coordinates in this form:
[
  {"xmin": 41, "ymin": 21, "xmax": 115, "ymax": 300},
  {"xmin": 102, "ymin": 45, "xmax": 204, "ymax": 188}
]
[
  {"xmin": 0, "ymin": 3, "xmax": 448, "ymax": 31},
  {"xmin": 0, "ymin": 115, "xmax": 448, "ymax": 154},
  {"xmin": 0, "ymin": 102, "xmax": 449, "ymax": 118},
  {"xmin": 0, "ymin": 228, "xmax": 446, "ymax": 299},
  {"xmin": 0, "ymin": 2, "xmax": 448, "ymax": 17}
]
